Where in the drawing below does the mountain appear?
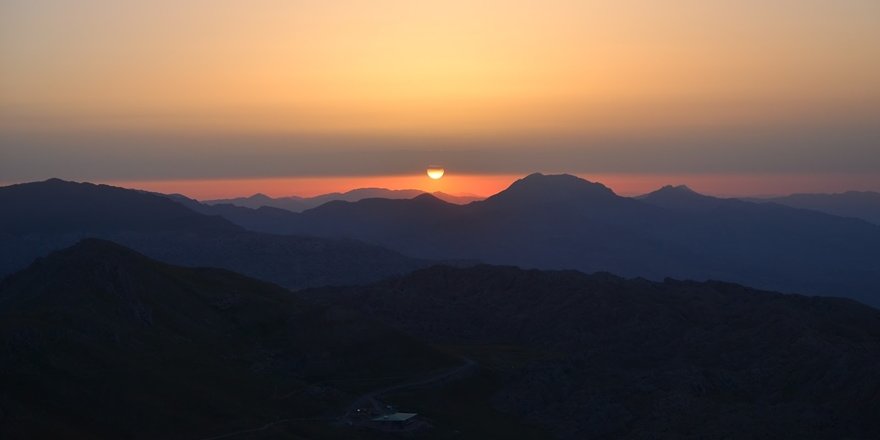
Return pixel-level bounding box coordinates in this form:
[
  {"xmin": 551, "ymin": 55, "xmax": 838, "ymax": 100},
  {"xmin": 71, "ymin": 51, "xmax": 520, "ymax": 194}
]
[
  {"xmin": 307, "ymin": 188, "xmax": 426, "ymax": 206},
  {"xmin": 482, "ymin": 172, "xmax": 619, "ymax": 206},
  {"xmin": 748, "ymin": 191, "xmax": 880, "ymax": 225},
  {"xmin": 303, "ymin": 264, "xmax": 880, "ymax": 439},
  {"xmin": 216, "ymin": 173, "xmax": 880, "ymax": 306},
  {"xmin": 204, "ymin": 188, "xmax": 482, "ymax": 212},
  {"xmin": 636, "ymin": 184, "xmax": 720, "ymax": 210},
  {"xmin": 166, "ymin": 193, "xmax": 303, "ymax": 234},
  {"xmin": 0, "ymin": 179, "xmax": 237, "ymax": 234},
  {"xmin": 433, "ymin": 191, "xmax": 482, "ymax": 204},
  {"xmin": 0, "ymin": 239, "xmax": 457, "ymax": 439},
  {"xmin": 204, "ymin": 192, "xmax": 309, "ymax": 211},
  {"xmin": 0, "ymin": 179, "xmax": 430, "ymax": 289}
]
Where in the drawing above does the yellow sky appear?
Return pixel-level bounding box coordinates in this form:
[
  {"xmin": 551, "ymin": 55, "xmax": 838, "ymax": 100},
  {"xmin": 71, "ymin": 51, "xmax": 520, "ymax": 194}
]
[{"xmin": 3, "ymin": 0, "xmax": 879, "ymax": 137}]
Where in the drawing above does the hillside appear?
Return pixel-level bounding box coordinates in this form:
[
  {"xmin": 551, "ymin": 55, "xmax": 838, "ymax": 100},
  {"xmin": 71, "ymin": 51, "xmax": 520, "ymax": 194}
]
[
  {"xmin": 304, "ymin": 265, "xmax": 880, "ymax": 439},
  {"xmin": 0, "ymin": 240, "xmax": 456, "ymax": 439}
]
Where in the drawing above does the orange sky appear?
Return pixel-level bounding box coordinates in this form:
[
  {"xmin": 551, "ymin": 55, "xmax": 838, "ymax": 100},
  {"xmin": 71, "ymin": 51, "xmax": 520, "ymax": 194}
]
[
  {"xmin": 4, "ymin": 1, "xmax": 878, "ymax": 136},
  {"xmin": 97, "ymin": 172, "xmax": 880, "ymax": 200},
  {"xmin": 2, "ymin": 1, "xmax": 879, "ymax": 190}
]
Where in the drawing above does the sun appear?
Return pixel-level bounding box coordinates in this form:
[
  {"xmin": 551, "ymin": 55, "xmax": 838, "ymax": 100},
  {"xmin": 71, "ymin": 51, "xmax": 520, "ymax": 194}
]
[{"xmin": 426, "ymin": 166, "xmax": 445, "ymax": 180}]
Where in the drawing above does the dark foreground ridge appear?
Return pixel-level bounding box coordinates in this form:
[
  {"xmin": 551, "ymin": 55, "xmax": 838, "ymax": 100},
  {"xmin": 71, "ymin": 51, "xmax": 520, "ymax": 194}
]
[
  {"xmin": 304, "ymin": 265, "xmax": 880, "ymax": 439},
  {"xmin": 0, "ymin": 239, "xmax": 465, "ymax": 439}
]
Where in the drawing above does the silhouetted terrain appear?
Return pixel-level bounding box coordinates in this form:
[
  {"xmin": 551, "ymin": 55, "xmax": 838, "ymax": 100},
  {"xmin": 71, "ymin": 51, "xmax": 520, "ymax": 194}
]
[
  {"xmin": 204, "ymin": 173, "xmax": 880, "ymax": 306},
  {"xmin": 0, "ymin": 178, "xmax": 237, "ymax": 234},
  {"xmin": 206, "ymin": 192, "xmax": 311, "ymax": 211},
  {"xmin": 746, "ymin": 191, "xmax": 880, "ymax": 225},
  {"xmin": 205, "ymin": 188, "xmax": 481, "ymax": 212},
  {"xmin": 5, "ymin": 176, "xmax": 880, "ymax": 439},
  {"xmin": 0, "ymin": 180, "xmax": 430, "ymax": 288},
  {"xmin": 0, "ymin": 241, "xmax": 546, "ymax": 440},
  {"xmin": 304, "ymin": 265, "xmax": 880, "ymax": 439}
]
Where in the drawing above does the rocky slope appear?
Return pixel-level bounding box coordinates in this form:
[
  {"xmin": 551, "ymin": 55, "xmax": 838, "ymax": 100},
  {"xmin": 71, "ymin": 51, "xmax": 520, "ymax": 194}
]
[
  {"xmin": 304, "ymin": 265, "xmax": 880, "ymax": 439},
  {"xmin": 0, "ymin": 240, "xmax": 455, "ymax": 439}
]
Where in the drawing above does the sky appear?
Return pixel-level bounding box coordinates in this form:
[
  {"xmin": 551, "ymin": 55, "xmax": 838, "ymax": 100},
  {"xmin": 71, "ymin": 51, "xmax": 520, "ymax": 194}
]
[{"xmin": 2, "ymin": 0, "xmax": 879, "ymax": 198}]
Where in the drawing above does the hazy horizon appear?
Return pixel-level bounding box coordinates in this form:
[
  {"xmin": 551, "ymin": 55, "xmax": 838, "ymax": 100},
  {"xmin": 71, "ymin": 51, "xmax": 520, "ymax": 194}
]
[{"xmin": 3, "ymin": 171, "xmax": 879, "ymax": 200}]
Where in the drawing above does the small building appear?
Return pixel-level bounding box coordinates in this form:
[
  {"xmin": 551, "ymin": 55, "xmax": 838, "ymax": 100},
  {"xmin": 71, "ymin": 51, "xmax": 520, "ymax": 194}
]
[
  {"xmin": 371, "ymin": 412, "xmax": 417, "ymax": 423},
  {"xmin": 370, "ymin": 412, "xmax": 418, "ymax": 426}
]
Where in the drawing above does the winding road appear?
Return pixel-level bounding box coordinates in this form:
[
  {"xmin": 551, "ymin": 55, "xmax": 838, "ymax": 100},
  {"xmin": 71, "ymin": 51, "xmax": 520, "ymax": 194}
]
[{"xmin": 343, "ymin": 357, "xmax": 477, "ymax": 419}]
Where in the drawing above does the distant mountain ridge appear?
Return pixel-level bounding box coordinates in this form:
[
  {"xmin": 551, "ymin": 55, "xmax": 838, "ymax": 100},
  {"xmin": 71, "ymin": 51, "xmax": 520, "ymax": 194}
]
[
  {"xmin": 200, "ymin": 173, "xmax": 880, "ymax": 306},
  {"xmin": 746, "ymin": 191, "xmax": 880, "ymax": 225},
  {"xmin": 0, "ymin": 178, "xmax": 238, "ymax": 234},
  {"xmin": 204, "ymin": 187, "xmax": 482, "ymax": 212},
  {"xmin": 6, "ymin": 176, "xmax": 880, "ymax": 305},
  {"xmin": 0, "ymin": 179, "xmax": 431, "ymax": 289}
]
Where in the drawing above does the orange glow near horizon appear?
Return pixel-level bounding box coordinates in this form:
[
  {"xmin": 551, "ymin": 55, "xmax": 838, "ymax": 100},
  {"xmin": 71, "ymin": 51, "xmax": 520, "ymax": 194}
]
[
  {"xmin": 94, "ymin": 172, "xmax": 880, "ymax": 201},
  {"xmin": 103, "ymin": 174, "xmax": 518, "ymax": 200}
]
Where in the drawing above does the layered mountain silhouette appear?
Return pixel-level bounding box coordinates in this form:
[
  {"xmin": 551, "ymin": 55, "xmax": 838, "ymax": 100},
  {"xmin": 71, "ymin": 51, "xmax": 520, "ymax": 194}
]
[
  {"xmin": 0, "ymin": 180, "xmax": 429, "ymax": 288},
  {"xmin": 0, "ymin": 240, "xmax": 455, "ymax": 439},
  {"xmin": 5, "ymin": 180, "xmax": 880, "ymax": 439},
  {"xmin": 0, "ymin": 178, "xmax": 237, "ymax": 234},
  {"xmin": 747, "ymin": 191, "xmax": 880, "ymax": 225},
  {"xmin": 190, "ymin": 173, "xmax": 880, "ymax": 306},
  {"xmin": 5, "ymin": 175, "xmax": 880, "ymax": 307},
  {"xmin": 304, "ymin": 264, "xmax": 880, "ymax": 439},
  {"xmin": 205, "ymin": 188, "xmax": 481, "ymax": 212}
]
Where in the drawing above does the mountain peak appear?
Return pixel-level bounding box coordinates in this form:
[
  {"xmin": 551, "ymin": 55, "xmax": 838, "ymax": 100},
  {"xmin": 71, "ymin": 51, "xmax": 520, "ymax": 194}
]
[
  {"xmin": 485, "ymin": 173, "xmax": 618, "ymax": 206},
  {"xmin": 1, "ymin": 239, "xmax": 161, "ymax": 305},
  {"xmin": 37, "ymin": 238, "xmax": 152, "ymax": 269},
  {"xmin": 411, "ymin": 192, "xmax": 448, "ymax": 204},
  {"xmin": 638, "ymin": 185, "xmax": 732, "ymax": 211},
  {"xmin": 63, "ymin": 237, "xmax": 136, "ymax": 253},
  {"xmin": 640, "ymin": 184, "xmax": 709, "ymax": 200},
  {"xmin": 661, "ymin": 184, "xmax": 696, "ymax": 193},
  {"xmin": 519, "ymin": 173, "xmax": 615, "ymax": 192}
]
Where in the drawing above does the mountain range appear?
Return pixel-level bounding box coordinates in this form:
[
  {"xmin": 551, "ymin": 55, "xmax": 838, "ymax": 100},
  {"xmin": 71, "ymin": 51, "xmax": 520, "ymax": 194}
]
[
  {"xmin": 744, "ymin": 191, "xmax": 880, "ymax": 225},
  {"xmin": 204, "ymin": 188, "xmax": 482, "ymax": 212},
  {"xmin": 175, "ymin": 174, "xmax": 880, "ymax": 306},
  {"xmin": 4, "ymin": 174, "xmax": 880, "ymax": 438},
  {"xmin": 5, "ymin": 175, "xmax": 880, "ymax": 306},
  {"xmin": 0, "ymin": 179, "xmax": 430, "ymax": 289}
]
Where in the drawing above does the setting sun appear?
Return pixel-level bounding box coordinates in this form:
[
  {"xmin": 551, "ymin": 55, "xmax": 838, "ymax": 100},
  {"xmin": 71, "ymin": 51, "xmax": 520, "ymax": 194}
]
[{"xmin": 427, "ymin": 166, "xmax": 445, "ymax": 180}]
